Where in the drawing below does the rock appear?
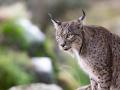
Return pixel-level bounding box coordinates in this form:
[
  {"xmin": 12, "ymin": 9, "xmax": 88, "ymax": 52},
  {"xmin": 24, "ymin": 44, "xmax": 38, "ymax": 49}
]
[
  {"xmin": 16, "ymin": 18, "xmax": 45, "ymax": 43},
  {"xmin": 31, "ymin": 57, "xmax": 55, "ymax": 83},
  {"xmin": 31, "ymin": 57, "xmax": 53, "ymax": 73},
  {"xmin": 9, "ymin": 83, "xmax": 63, "ymax": 90}
]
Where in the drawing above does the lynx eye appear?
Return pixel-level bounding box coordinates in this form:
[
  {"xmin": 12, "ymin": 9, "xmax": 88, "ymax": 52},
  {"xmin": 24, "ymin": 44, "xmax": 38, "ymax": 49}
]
[{"xmin": 66, "ymin": 34, "xmax": 74, "ymax": 40}]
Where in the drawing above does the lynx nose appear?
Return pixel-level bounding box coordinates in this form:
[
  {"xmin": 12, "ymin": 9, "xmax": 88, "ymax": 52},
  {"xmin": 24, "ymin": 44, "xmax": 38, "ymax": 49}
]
[{"xmin": 60, "ymin": 42, "xmax": 66, "ymax": 47}]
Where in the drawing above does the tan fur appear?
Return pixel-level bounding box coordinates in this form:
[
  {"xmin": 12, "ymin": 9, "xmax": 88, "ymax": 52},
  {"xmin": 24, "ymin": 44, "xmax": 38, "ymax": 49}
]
[{"xmin": 52, "ymin": 17, "xmax": 120, "ymax": 90}]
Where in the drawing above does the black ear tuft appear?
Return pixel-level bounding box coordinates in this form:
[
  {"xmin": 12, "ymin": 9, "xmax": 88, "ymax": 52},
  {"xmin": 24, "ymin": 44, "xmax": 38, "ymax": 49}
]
[
  {"xmin": 48, "ymin": 13, "xmax": 61, "ymax": 25},
  {"xmin": 48, "ymin": 13, "xmax": 53, "ymax": 20},
  {"xmin": 79, "ymin": 9, "xmax": 86, "ymax": 21}
]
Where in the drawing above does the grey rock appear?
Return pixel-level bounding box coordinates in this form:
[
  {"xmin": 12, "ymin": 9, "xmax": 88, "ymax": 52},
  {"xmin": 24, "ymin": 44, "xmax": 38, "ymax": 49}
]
[{"xmin": 9, "ymin": 83, "xmax": 63, "ymax": 90}]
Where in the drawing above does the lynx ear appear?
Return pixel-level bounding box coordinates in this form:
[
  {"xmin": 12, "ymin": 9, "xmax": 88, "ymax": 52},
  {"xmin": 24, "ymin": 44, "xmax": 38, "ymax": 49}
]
[
  {"xmin": 79, "ymin": 9, "xmax": 86, "ymax": 21},
  {"xmin": 48, "ymin": 13, "xmax": 61, "ymax": 27}
]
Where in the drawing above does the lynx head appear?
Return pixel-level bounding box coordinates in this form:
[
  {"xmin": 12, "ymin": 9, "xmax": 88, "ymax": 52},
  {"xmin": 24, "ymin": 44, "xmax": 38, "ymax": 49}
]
[{"xmin": 49, "ymin": 10, "xmax": 86, "ymax": 53}]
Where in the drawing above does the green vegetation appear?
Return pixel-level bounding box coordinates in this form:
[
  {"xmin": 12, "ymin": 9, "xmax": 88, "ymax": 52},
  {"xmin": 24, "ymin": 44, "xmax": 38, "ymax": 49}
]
[{"xmin": 0, "ymin": 47, "xmax": 33, "ymax": 90}]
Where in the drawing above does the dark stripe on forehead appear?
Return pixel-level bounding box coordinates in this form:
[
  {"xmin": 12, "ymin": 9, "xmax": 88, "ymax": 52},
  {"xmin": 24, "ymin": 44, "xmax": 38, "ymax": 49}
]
[{"xmin": 68, "ymin": 22, "xmax": 76, "ymax": 32}]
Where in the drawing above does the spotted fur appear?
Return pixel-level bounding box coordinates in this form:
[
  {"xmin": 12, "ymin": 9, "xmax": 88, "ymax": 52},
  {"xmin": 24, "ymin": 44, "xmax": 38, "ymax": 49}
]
[{"xmin": 51, "ymin": 16, "xmax": 120, "ymax": 90}]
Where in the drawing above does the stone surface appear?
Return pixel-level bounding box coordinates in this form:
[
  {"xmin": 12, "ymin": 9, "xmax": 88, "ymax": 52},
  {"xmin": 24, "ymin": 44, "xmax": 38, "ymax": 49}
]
[{"xmin": 9, "ymin": 83, "xmax": 63, "ymax": 90}]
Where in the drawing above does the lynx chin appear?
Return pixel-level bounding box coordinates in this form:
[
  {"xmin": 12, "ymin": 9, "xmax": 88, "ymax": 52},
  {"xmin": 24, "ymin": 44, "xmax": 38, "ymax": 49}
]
[{"xmin": 49, "ymin": 10, "xmax": 120, "ymax": 90}]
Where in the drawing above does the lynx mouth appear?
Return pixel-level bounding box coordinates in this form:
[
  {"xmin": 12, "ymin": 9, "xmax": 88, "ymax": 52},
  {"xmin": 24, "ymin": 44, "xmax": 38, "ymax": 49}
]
[{"xmin": 63, "ymin": 47, "xmax": 71, "ymax": 50}]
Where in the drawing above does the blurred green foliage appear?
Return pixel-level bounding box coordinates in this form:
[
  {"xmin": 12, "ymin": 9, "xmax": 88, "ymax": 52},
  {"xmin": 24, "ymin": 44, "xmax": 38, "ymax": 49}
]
[
  {"xmin": 1, "ymin": 20, "xmax": 30, "ymax": 50},
  {"xmin": 0, "ymin": 0, "xmax": 91, "ymax": 88},
  {"xmin": 0, "ymin": 19, "xmax": 60, "ymax": 89},
  {"xmin": 57, "ymin": 54, "xmax": 90, "ymax": 90},
  {"xmin": 68, "ymin": 60, "xmax": 90, "ymax": 85},
  {"xmin": 0, "ymin": 47, "xmax": 33, "ymax": 90}
]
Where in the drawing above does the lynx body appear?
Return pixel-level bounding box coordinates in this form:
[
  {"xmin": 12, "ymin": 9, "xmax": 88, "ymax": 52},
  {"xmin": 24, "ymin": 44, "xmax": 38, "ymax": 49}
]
[{"xmin": 50, "ymin": 11, "xmax": 120, "ymax": 90}]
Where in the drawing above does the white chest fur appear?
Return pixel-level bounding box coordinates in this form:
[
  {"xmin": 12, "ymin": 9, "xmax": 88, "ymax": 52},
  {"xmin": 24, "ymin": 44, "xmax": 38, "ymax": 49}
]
[{"xmin": 72, "ymin": 49, "xmax": 97, "ymax": 80}]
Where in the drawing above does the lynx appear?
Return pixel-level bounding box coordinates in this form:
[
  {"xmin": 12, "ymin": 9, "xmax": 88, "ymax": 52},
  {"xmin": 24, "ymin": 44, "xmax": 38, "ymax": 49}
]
[{"xmin": 49, "ymin": 10, "xmax": 120, "ymax": 90}]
